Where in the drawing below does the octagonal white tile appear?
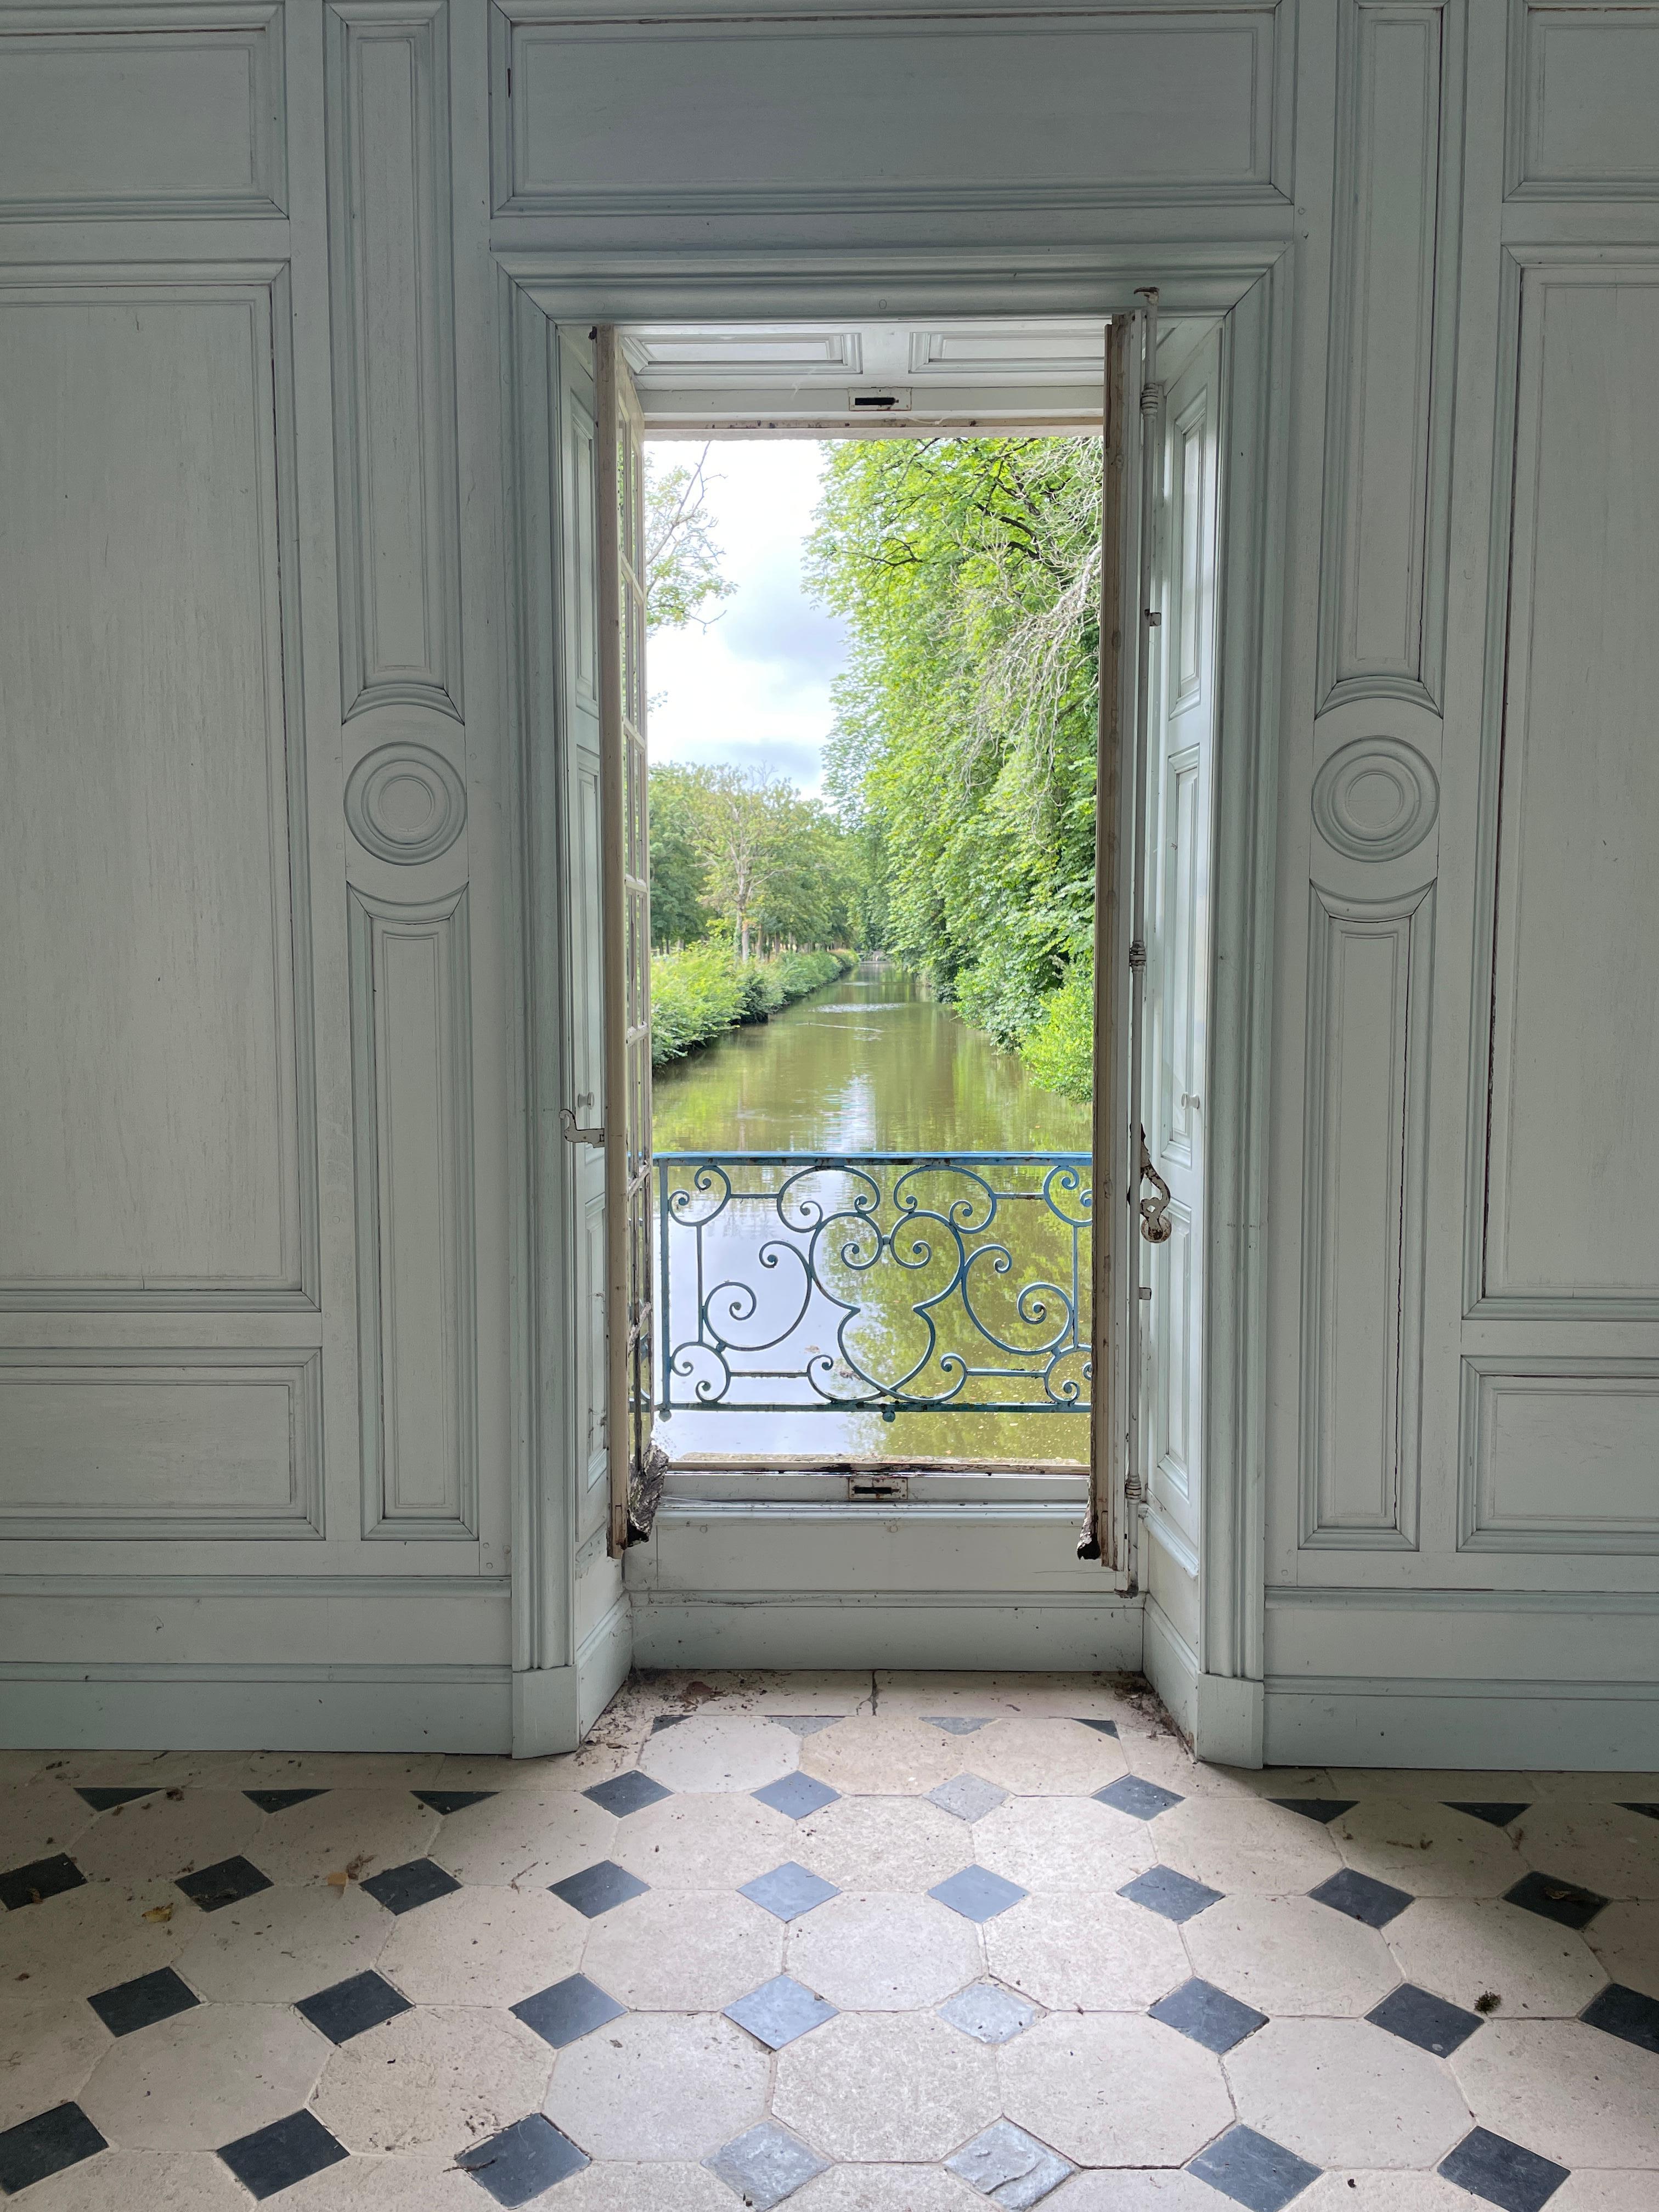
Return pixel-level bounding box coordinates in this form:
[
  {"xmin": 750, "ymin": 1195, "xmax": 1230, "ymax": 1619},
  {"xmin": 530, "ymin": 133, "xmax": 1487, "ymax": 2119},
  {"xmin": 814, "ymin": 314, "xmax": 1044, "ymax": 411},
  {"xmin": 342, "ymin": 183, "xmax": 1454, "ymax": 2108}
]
[
  {"xmin": 1385, "ymin": 1894, "xmax": 1606, "ymax": 2018},
  {"xmin": 375, "ymin": 1881, "xmax": 587, "ymax": 2006},
  {"xmin": 427, "ymin": 1788, "xmax": 619, "ymax": 1889},
  {"xmin": 964, "ymin": 1718, "xmax": 1129, "ymax": 1797},
  {"xmin": 546, "ymin": 2011, "xmax": 770, "ymax": 2161},
  {"xmin": 1516, "ymin": 1802, "xmax": 1659, "ymax": 1900},
  {"xmin": 312, "ymin": 2004, "xmax": 554, "ymax": 2157},
  {"xmin": 281, "ymin": 2154, "xmax": 486, "ymax": 2211},
  {"xmin": 611, "ymin": 1791, "xmax": 802, "ymax": 1889},
  {"xmin": 14, "ymin": 2151, "xmax": 251, "ymax": 2211},
  {"xmin": 0, "ymin": 1776, "xmax": 95, "ymax": 1864},
  {"xmin": 794, "ymin": 1795, "xmax": 973, "ymax": 1892},
  {"xmin": 583, "ymin": 1887, "xmax": 783, "ymax": 2010},
  {"xmin": 786, "ymin": 1891, "xmax": 982, "ymax": 2010},
  {"xmin": 970, "ymin": 1796, "xmax": 1154, "ymax": 1893},
  {"xmin": 1184, "ymin": 1893, "xmax": 1398, "ymax": 2018},
  {"xmin": 1588, "ymin": 1899, "xmax": 1659, "ymax": 1999},
  {"xmin": 998, "ymin": 2013, "xmax": 1232, "ymax": 2166},
  {"xmin": 176, "ymin": 1880, "xmax": 391, "ymax": 2004},
  {"xmin": 1299, "ymin": 2177, "xmax": 1483, "ymax": 2210},
  {"xmin": 1451, "ymin": 2017, "xmax": 1659, "ymax": 2169},
  {"xmin": 1154, "ymin": 1794, "xmax": 1342, "ymax": 1895},
  {"xmin": 0, "ymin": 1991, "xmax": 109, "ymax": 2129},
  {"xmin": 0, "ymin": 1872, "xmax": 183, "ymax": 2000},
  {"xmin": 638, "ymin": 1715, "xmax": 799, "ymax": 1794},
  {"xmin": 1330, "ymin": 1799, "xmax": 1526, "ymax": 1899},
  {"xmin": 984, "ymin": 1891, "xmax": 1188, "ymax": 2012},
  {"xmin": 772, "ymin": 2008, "xmax": 998, "ymax": 2162},
  {"xmin": 247, "ymin": 1790, "xmax": 440, "ymax": 1888},
  {"xmin": 1041, "ymin": 2174, "xmax": 1235, "ymax": 2209},
  {"xmin": 75, "ymin": 1791, "xmax": 264, "ymax": 1888},
  {"xmin": 80, "ymin": 2001, "xmax": 331, "ymax": 2151},
  {"xmin": 798, "ymin": 1716, "xmax": 965, "ymax": 1797},
  {"xmin": 1225, "ymin": 2017, "xmax": 1472, "ymax": 2169},
  {"xmin": 791, "ymin": 2163, "xmax": 986, "ymax": 2209},
  {"xmin": 545, "ymin": 2160, "xmax": 736, "ymax": 2210}
]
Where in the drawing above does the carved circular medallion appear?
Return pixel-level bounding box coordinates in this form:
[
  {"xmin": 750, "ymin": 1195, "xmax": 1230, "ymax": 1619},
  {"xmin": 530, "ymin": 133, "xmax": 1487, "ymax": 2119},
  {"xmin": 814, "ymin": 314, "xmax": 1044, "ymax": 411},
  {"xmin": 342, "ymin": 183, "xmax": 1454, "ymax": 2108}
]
[
  {"xmin": 345, "ymin": 742, "xmax": 466, "ymax": 865},
  {"xmin": 1312, "ymin": 736, "xmax": 1438, "ymax": 862}
]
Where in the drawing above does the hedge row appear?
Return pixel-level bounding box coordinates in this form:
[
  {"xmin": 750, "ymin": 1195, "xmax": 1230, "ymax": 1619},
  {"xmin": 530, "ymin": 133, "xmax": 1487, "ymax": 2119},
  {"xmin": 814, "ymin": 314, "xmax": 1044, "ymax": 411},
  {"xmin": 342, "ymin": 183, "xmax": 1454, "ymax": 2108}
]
[{"xmin": 651, "ymin": 944, "xmax": 856, "ymax": 1066}]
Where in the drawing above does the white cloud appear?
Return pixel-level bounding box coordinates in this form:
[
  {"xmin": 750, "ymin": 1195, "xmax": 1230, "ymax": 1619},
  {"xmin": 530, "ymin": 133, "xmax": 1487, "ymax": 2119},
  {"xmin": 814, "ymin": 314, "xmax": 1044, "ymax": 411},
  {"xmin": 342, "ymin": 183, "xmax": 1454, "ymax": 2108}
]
[{"xmin": 645, "ymin": 439, "xmax": 848, "ymax": 795}]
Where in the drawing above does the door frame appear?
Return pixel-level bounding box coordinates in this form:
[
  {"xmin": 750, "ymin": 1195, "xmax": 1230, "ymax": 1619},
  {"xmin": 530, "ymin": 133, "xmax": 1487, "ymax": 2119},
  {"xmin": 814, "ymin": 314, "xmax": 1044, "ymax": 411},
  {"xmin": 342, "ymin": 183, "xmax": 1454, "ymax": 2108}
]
[{"xmin": 499, "ymin": 242, "xmax": 1290, "ymax": 1752}]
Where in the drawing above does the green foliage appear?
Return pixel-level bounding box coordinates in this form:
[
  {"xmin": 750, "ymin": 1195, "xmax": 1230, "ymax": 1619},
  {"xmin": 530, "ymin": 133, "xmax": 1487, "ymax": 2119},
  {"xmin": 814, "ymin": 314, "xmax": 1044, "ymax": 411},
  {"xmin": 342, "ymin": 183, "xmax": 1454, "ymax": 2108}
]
[
  {"xmin": 644, "ymin": 445, "xmax": 735, "ymax": 635},
  {"xmin": 650, "ymin": 943, "xmax": 855, "ymax": 1067},
  {"xmin": 1019, "ymin": 954, "xmax": 1094, "ymax": 1102},
  {"xmin": 648, "ymin": 760, "xmax": 864, "ymax": 957},
  {"xmin": 806, "ymin": 436, "xmax": 1101, "ymax": 1097}
]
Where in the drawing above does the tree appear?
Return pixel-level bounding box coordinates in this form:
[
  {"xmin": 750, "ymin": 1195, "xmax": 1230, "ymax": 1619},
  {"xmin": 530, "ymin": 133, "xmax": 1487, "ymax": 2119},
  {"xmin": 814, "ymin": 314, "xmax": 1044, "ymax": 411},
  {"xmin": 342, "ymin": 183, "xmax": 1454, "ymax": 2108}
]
[
  {"xmin": 647, "ymin": 764, "xmax": 714, "ymax": 947},
  {"xmin": 647, "ymin": 761, "xmax": 864, "ymax": 957},
  {"xmin": 644, "ymin": 444, "xmax": 736, "ymax": 635},
  {"xmin": 805, "ymin": 436, "xmax": 1101, "ymax": 1096}
]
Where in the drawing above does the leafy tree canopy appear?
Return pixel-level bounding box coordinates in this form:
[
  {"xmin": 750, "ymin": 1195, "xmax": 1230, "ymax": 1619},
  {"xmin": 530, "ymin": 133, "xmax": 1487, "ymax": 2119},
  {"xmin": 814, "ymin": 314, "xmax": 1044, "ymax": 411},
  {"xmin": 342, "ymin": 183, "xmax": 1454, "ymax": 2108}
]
[
  {"xmin": 648, "ymin": 760, "xmax": 861, "ymax": 959},
  {"xmin": 645, "ymin": 445, "xmax": 736, "ymax": 635}
]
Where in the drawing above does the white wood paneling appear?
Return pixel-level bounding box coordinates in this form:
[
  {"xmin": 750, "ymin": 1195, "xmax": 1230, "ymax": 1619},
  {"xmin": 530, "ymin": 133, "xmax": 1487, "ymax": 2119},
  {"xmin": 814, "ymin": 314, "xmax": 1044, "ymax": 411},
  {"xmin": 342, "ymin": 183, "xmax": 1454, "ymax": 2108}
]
[
  {"xmin": 1460, "ymin": 1358, "xmax": 1659, "ymax": 1554},
  {"xmin": 0, "ymin": 5, "xmax": 286, "ymax": 218},
  {"xmin": 0, "ymin": 268, "xmax": 316, "ymax": 1310},
  {"xmin": 0, "ymin": 1350, "xmax": 322, "ymax": 1541},
  {"xmin": 490, "ymin": 2, "xmax": 1291, "ymax": 215},
  {"xmin": 325, "ymin": 0, "xmax": 463, "ymax": 721},
  {"xmin": 348, "ymin": 887, "xmax": 477, "ymax": 1537},
  {"xmin": 1508, "ymin": 1, "xmax": 1659, "ymax": 198},
  {"xmin": 1476, "ymin": 258, "xmax": 1659, "ymax": 1316},
  {"xmin": 1318, "ymin": 0, "xmax": 1459, "ymax": 711},
  {"xmin": 1299, "ymin": 888, "xmax": 1432, "ymax": 1549}
]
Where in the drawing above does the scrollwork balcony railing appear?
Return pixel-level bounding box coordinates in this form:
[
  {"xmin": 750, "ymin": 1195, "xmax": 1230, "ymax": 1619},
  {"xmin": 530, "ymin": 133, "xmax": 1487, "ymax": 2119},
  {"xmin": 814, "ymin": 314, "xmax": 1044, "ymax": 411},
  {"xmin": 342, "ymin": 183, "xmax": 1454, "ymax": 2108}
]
[{"xmin": 656, "ymin": 1152, "xmax": 1092, "ymax": 1420}]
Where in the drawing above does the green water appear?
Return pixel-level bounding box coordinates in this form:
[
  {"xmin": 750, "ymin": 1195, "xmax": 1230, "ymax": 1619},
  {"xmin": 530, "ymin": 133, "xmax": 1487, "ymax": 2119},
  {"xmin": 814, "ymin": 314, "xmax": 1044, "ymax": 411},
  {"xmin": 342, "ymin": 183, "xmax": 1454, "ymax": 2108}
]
[{"xmin": 652, "ymin": 963, "xmax": 1092, "ymax": 1462}]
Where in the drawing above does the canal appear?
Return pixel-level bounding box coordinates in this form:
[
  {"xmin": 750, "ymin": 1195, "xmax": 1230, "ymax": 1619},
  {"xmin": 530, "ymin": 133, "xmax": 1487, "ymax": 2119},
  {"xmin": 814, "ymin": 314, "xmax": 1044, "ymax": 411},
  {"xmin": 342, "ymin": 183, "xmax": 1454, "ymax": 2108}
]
[{"xmin": 652, "ymin": 962, "xmax": 1093, "ymax": 1463}]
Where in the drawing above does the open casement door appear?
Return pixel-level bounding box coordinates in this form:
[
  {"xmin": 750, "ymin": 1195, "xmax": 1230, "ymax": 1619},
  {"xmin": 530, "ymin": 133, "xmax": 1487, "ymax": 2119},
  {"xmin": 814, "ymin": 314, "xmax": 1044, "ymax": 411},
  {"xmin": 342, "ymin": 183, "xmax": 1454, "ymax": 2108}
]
[{"xmin": 596, "ymin": 328, "xmax": 663, "ymax": 1555}]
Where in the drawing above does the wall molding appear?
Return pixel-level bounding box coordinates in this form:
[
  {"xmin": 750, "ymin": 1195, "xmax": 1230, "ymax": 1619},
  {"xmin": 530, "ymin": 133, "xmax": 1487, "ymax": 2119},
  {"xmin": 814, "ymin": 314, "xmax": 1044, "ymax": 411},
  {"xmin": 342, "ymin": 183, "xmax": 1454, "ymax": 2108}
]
[
  {"xmin": 0, "ymin": 261, "xmax": 319, "ymax": 1315},
  {"xmin": 0, "ymin": 1347, "xmax": 324, "ymax": 1542},
  {"xmin": 325, "ymin": 0, "xmax": 464, "ymax": 723},
  {"xmin": 0, "ymin": 1573, "xmax": 506, "ymax": 1599},
  {"xmin": 348, "ymin": 884, "xmax": 478, "ymax": 1539},
  {"xmin": 1299, "ymin": 885, "xmax": 1433, "ymax": 1552},
  {"xmin": 0, "ymin": 3, "xmax": 287, "ymax": 220},
  {"xmin": 1317, "ymin": 0, "xmax": 1462, "ymax": 714},
  {"xmin": 1311, "ymin": 735, "xmax": 1439, "ymax": 862},
  {"xmin": 1268, "ymin": 1582, "xmax": 1659, "ymax": 1612},
  {"xmin": 1465, "ymin": 249, "xmax": 1659, "ymax": 1322},
  {"xmin": 489, "ymin": 0, "xmax": 1295, "ymax": 217},
  {"xmin": 345, "ymin": 738, "xmax": 467, "ymax": 864},
  {"xmin": 1458, "ymin": 1355, "xmax": 1659, "ymax": 1555},
  {"xmin": 1506, "ymin": 0, "xmax": 1659, "ymax": 200}
]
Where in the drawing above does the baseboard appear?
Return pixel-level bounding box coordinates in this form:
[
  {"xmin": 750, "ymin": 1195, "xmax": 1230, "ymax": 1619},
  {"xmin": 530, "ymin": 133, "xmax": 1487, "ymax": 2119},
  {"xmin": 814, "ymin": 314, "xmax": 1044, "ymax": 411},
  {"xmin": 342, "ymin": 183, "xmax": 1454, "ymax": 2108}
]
[
  {"xmin": 629, "ymin": 1591, "xmax": 1143, "ymax": 1672},
  {"xmin": 1264, "ymin": 1674, "xmax": 1659, "ymax": 1769},
  {"xmin": 0, "ymin": 1662, "xmax": 512, "ymax": 1753},
  {"xmin": 577, "ymin": 1590, "xmax": 634, "ymax": 1736},
  {"xmin": 1142, "ymin": 1596, "xmax": 1198, "ymax": 1739}
]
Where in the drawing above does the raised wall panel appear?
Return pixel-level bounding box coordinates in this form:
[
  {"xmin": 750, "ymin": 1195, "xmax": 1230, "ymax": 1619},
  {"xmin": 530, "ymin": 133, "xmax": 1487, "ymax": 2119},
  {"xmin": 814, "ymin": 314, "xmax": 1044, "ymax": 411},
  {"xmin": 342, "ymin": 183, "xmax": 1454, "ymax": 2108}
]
[
  {"xmin": 1158, "ymin": 752, "xmax": 1203, "ymax": 1169},
  {"xmin": 1318, "ymin": 0, "xmax": 1458, "ymax": 711},
  {"xmin": 490, "ymin": 3, "xmax": 1290, "ymax": 215},
  {"xmin": 1152, "ymin": 1201, "xmax": 1197, "ymax": 1536},
  {"xmin": 0, "ymin": 1351, "xmax": 323, "ymax": 1541},
  {"xmin": 1300, "ymin": 888, "xmax": 1432, "ymax": 1549},
  {"xmin": 1509, "ymin": 2, "xmax": 1659, "ymax": 198},
  {"xmin": 0, "ymin": 269, "xmax": 315, "ymax": 1310},
  {"xmin": 1460, "ymin": 1359, "xmax": 1659, "ymax": 1553},
  {"xmin": 325, "ymin": 1, "xmax": 463, "ymax": 723},
  {"xmin": 0, "ymin": 7, "xmax": 286, "ymax": 219},
  {"xmin": 1476, "ymin": 260, "xmax": 1659, "ymax": 1317},
  {"xmin": 349, "ymin": 888, "xmax": 477, "ymax": 1537}
]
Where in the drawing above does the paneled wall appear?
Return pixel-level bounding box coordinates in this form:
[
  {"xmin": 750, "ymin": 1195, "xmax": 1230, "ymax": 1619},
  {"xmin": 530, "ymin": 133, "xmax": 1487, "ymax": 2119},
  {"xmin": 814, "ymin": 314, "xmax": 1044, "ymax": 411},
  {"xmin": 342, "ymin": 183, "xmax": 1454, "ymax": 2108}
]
[{"xmin": 2, "ymin": 0, "xmax": 1655, "ymax": 1763}]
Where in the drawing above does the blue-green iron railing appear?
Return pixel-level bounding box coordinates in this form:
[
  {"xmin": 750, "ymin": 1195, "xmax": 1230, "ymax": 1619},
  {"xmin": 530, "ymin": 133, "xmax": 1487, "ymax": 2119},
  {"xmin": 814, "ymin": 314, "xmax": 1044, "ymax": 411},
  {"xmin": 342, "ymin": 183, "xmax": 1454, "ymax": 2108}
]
[{"xmin": 656, "ymin": 1152, "xmax": 1092, "ymax": 1420}]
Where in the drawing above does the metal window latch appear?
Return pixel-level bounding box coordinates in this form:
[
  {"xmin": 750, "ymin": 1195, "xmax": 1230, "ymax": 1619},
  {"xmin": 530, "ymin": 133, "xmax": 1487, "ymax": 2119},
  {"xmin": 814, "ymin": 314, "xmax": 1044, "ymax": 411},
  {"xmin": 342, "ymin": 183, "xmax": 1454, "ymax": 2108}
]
[
  {"xmin": 1138, "ymin": 1130, "xmax": 1173, "ymax": 1245},
  {"xmin": 848, "ymin": 1472, "xmax": 909, "ymax": 1502},
  {"xmin": 560, "ymin": 1105, "xmax": 604, "ymax": 1148}
]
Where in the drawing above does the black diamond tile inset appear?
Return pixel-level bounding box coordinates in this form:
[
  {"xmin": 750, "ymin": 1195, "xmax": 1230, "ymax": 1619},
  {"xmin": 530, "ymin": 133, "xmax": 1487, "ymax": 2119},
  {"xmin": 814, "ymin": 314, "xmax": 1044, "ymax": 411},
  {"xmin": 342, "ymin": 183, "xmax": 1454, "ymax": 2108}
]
[
  {"xmin": 177, "ymin": 1855, "xmax": 273, "ymax": 1914},
  {"xmin": 1150, "ymin": 1976, "xmax": 1267, "ymax": 2055},
  {"xmin": 512, "ymin": 1972, "xmax": 627, "ymax": 2050},
  {"xmin": 360, "ymin": 1857, "xmax": 460, "ymax": 1916},
  {"xmin": 75, "ymin": 1785, "xmax": 160, "ymax": 1812},
  {"xmin": 1622, "ymin": 1802, "xmax": 1659, "ymax": 1823},
  {"xmin": 87, "ymin": 1966, "xmax": 199, "ymax": 2038},
  {"xmin": 296, "ymin": 1969, "xmax": 411, "ymax": 2045},
  {"xmin": 929, "ymin": 1865, "xmax": 1027, "ymax": 1922},
  {"xmin": 550, "ymin": 1859, "xmax": 650, "ymax": 1918},
  {"xmin": 650, "ymin": 1713, "xmax": 689, "ymax": 1731},
  {"xmin": 1446, "ymin": 1801, "xmax": 1531, "ymax": 1830},
  {"xmin": 1308, "ymin": 1867, "xmax": 1413, "ymax": 1929},
  {"xmin": 0, "ymin": 2103, "xmax": 107, "ymax": 2195},
  {"xmin": 1582, "ymin": 1980, "xmax": 1659, "ymax": 2057},
  {"xmin": 924, "ymin": 1715, "xmax": 991, "ymax": 1735},
  {"xmin": 1118, "ymin": 1864, "xmax": 1223, "ymax": 1925},
  {"xmin": 1096, "ymin": 1774, "xmax": 1184, "ymax": 1821},
  {"xmin": 1437, "ymin": 2125, "xmax": 1570, "ymax": 2212},
  {"xmin": 753, "ymin": 1773, "xmax": 840, "ymax": 1820},
  {"xmin": 1269, "ymin": 1798, "xmax": 1357, "ymax": 1825},
  {"xmin": 414, "ymin": 1789, "xmax": 498, "ymax": 1816},
  {"xmin": 244, "ymin": 1787, "xmax": 329, "ymax": 1815},
  {"xmin": 1073, "ymin": 1716, "xmax": 1120, "ymax": 1735},
  {"xmin": 740, "ymin": 1861, "xmax": 840, "ymax": 1922},
  {"xmin": 582, "ymin": 1769, "xmax": 672, "ymax": 1818},
  {"xmin": 1505, "ymin": 1869, "xmax": 1608, "ymax": 1932},
  {"xmin": 0, "ymin": 1852, "xmax": 87, "ymax": 1911},
  {"xmin": 1187, "ymin": 2123, "xmax": 1321, "ymax": 2211},
  {"xmin": 725, "ymin": 1972, "xmax": 838, "ymax": 2051},
  {"xmin": 456, "ymin": 2113, "xmax": 589, "ymax": 2205},
  {"xmin": 218, "ymin": 2109, "xmax": 349, "ymax": 2202},
  {"xmin": 1367, "ymin": 1982, "xmax": 1485, "ymax": 2057}
]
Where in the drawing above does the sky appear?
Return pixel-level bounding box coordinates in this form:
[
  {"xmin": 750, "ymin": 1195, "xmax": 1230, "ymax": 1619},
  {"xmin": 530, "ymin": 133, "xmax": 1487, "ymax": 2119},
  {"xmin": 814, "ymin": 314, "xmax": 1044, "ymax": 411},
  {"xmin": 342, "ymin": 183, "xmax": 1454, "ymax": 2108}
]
[{"xmin": 645, "ymin": 439, "xmax": 847, "ymax": 797}]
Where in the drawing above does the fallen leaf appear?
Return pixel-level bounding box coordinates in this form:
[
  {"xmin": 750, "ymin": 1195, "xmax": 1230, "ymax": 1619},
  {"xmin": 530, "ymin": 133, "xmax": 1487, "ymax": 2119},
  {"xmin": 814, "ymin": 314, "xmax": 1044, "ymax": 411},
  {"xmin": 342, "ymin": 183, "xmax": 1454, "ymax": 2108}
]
[
  {"xmin": 142, "ymin": 1903, "xmax": 174, "ymax": 1925},
  {"xmin": 326, "ymin": 1870, "xmax": 350, "ymax": 1889}
]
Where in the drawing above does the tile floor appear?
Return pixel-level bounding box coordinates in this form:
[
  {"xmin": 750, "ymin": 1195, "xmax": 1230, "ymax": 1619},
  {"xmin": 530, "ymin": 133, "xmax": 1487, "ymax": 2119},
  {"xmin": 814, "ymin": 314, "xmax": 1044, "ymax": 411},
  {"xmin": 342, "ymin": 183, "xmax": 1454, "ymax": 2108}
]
[{"xmin": 2, "ymin": 1671, "xmax": 1657, "ymax": 2210}]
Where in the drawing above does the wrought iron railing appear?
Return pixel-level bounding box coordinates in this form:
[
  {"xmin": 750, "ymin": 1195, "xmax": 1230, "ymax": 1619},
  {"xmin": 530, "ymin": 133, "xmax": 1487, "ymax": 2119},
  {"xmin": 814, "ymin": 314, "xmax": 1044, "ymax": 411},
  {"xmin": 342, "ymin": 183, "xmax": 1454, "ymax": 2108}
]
[{"xmin": 656, "ymin": 1152, "xmax": 1092, "ymax": 1420}]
